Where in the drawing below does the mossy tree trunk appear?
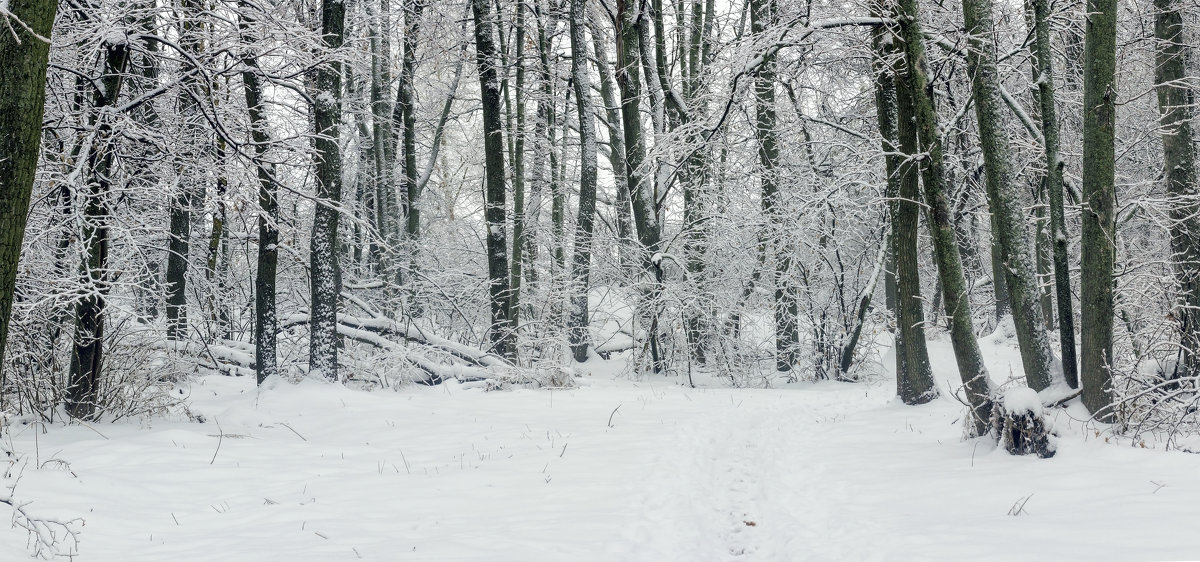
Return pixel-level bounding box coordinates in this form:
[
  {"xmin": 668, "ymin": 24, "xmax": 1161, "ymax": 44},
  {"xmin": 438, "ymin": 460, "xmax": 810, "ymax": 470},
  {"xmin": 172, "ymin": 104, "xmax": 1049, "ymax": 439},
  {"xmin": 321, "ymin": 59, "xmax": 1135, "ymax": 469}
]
[
  {"xmin": 871, "ymin": 6, "xmax": 935, "ymax": 405},
  {"xmin": 895, "ymin": 0, "xmax": 994, "ymax": 429},
  {"xmin": 960, "ymin": 0, "xmax": 1058, "ymax": 391},
  {"xmin": 1080, "ymin": 0, "xmax": 1117, "ymax": 420},
  {"xmin": 0, "ymin": 0, "xmax": 57, "ymax": 385}
]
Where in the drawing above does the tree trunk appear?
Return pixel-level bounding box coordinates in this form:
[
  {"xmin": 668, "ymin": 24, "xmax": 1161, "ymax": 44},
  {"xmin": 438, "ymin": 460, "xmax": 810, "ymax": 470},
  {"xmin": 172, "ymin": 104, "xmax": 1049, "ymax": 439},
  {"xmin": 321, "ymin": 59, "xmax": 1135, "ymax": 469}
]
[
  {"xmin": 370, "ymin": 0, "xmax": 394, "ymax": 277},
  {"xmin": 567, "ymin": 0, "xmax": 599, "ymax": 362},
  {"xmin": 872, "ymin": 9, "xmax": 935, "ymax": 404},
  {"xmin": 509, "ymin": 0, "xmax": 528, "ymax": 329},
  {"xmin": 1080, "ymin": 0, "xmax": 1117, "ymax": 420},
  {"xmin": 590, "ymin": 18, "xmax": 634, "ymax": 275},
  {"xmin": 750, "ymin": 0, "xmax": 799, "ymax": 373},
  {"xmin": 1154, "ymin": 0, "xmax": 1200, "ymax": 382},
  {"xmin": 961, "ymin": 0, "xmax": 1058, "ymax": 391},
  {"xmin": 165, "ymin": 0, "xmax": 207, "ymax": 342},
  {"xmin": 1030, "ymin": 0, "xmax": 1078, "ymax": 387},
  {"xmin": 309, "ymin": 0, "xmax": 347, "ymax": 381},
  {"xmin": 67, "ymin": 38, "xmax": 130, "ymax": 419},
  {"xmin": 240, "ymin": 3, "xmax": 280, "ymax": 384},
  {"xmin": 895, "ymin": 0, "xmax": 992, "ymax": 429},
  {"xmin": 616, "ymin": 0, "xmax": 665, "ymax": 372},
  {"xmin": 472, "ymin": 0, "xmax": 516, "ymax": 359},
  {"xmin": 0, "ymin": 0, "xmax": 57, "ymax": 384},
  {"xmin": 398, "ymin": 0, "xmax": 425, "ymax": 289}
]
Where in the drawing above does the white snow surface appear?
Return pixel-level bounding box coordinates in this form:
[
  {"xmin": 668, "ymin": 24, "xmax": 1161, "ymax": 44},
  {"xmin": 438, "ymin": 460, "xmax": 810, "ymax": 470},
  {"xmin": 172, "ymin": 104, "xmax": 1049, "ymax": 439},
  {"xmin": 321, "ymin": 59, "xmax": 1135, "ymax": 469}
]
[
  {"xmin": 1001, "ymin": 386, "xmax": 1044, "ymax": 416},
  {"xmin": 3, "ymin": 337, "xmax": 1200, "ymax": 560}
]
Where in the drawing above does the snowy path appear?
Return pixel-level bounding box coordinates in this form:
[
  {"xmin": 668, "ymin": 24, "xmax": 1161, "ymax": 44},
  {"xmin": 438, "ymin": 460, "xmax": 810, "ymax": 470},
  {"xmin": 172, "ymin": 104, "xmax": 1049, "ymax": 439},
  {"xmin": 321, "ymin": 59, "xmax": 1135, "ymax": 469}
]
[{"xmin": 3, "ymin": 366, "xmax": 1200, "ymax": 561}]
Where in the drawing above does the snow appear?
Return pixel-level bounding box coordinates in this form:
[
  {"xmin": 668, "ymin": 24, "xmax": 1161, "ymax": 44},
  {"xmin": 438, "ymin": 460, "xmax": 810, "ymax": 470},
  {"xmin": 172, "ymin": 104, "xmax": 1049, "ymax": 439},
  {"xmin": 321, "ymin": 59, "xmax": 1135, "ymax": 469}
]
[
  {"xmin": 4, "ymin": 339, "xmax": 1200, "ymax": 560},
  {"xmin": 1001, "ymin": 386, "xmax": 1043, "ymax": 416}
]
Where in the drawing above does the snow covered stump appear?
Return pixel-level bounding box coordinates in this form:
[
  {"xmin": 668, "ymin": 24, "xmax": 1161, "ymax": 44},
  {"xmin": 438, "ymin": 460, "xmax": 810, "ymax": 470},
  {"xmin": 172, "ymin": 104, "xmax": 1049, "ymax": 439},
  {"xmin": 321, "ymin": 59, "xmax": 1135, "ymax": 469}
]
[{"xmin": 992, "ymin": 387, "xmax": 1057, "ymax": 458}]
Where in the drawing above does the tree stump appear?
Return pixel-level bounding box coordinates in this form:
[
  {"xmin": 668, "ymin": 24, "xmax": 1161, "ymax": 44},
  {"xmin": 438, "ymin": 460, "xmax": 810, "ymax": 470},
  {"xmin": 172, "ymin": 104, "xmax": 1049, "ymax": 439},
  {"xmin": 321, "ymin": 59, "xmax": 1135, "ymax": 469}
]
[{"xmin": 992, "ymin": 387, "xmax": 1057, "ymax": 458}]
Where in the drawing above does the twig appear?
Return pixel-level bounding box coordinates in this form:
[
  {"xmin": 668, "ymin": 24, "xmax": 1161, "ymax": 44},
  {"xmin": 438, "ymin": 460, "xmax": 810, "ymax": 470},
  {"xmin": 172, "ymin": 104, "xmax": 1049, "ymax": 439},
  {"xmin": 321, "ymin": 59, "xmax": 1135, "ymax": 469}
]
[
  {"xmin": 279, "ymin": 422, "xmax": 308, "ymax": 442},
  {"xmin": 210, "ymin": 418, "xmax": 223, "ymax": 465},
  {"xmin": 607, "ymin": 405, "xmax": 622, "ymax": 428}
]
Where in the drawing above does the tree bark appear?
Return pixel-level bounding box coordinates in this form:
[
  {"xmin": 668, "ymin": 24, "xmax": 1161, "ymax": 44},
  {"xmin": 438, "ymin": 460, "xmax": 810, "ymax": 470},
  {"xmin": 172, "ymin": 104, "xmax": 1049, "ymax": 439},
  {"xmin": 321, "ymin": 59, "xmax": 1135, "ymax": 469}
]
[
  {"xmin": 0, "ymin": 0, "xmax": 57, "ymax": 384},
  {"xmin": 961, "ymin": 0, "xmax": 1058, "ymax": 391},
  {"xmin": 309, "ymin": 0, "xmax": 347, "ymax": 380},
  {"xmin": 616, "ymin": 0, "xmax": 665, "ymax": 372},
  {"xmin": 1080, "ymin": 0, "xmax": 1117, "ymax": 419},
  {"xmin": 1154, "ymin": 0, "xmax": 1200, "ymax": 381},
  {"xmin": 472, "ymin": 0, "xmax": 516, "ymax": 359},
  {"xmin": 1029, "ymin": 0, "xmax": 1078, "ymax": 387},
  {"xmin": 895, "ymin": 0, "xmax": 993, "ymax": 428},
  {"xmin": 750, "ymin": 0, "xmax": 799, "ymax": 373},
  {"xmin": 591, "ymin": 17, "xmax": 634, "ymax": 275},
  {"xmin": 165, "ymin": 0, "xmax": 207, "ymax": 341},
  {"xmin": 240, "ymin": 3, "xmax": 280, "ymax": 384},
  {"xmin": 509, "ymin": 0, "xmax": 528, "ymax": 329},
  {"xmin": 398, "ymin": 0, "xmax": 425, "ymax": 288},
  {"xmin": 67, "ymin": 38, "xmax": 130, "ymax": 419},
  {"xmin": 567, "ymin": 0, "xmax": 599, "ymax": 362},
  {"xmin": 872, "ymin": 8, "xmax": 935, "ymax": 404}
]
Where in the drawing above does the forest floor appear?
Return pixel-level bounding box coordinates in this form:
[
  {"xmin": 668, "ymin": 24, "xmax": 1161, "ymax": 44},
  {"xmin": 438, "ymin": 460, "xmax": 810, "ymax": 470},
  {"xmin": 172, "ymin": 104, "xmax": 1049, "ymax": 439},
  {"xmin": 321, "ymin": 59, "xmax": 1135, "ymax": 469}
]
[{"xmin": 2, "ymin": 332, "xmax": 1200, "ymax": 561}]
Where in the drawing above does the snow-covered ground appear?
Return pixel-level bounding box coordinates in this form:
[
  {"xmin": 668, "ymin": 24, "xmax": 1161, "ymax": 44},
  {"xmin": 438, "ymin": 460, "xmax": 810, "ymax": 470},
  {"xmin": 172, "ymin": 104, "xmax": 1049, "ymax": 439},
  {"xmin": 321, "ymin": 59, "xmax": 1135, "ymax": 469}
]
[{"xmin": 2, "ymin": 335, "xmax": 1199, "ymax": 561}]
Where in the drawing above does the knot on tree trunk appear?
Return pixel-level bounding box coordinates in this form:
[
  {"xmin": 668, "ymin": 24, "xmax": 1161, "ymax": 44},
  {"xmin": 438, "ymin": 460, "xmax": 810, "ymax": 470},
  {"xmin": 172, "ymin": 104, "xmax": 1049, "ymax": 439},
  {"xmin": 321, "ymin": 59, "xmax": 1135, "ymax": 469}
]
[{"xmin": 992, "ymin": 387, "xmax": 1057, "ymax": 458}]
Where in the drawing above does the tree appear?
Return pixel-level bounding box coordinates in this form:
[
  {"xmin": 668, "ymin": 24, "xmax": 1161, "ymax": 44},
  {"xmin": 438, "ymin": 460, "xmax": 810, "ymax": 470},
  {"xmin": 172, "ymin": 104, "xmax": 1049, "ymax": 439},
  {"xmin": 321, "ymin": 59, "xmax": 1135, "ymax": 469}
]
[
  {"xmin": 567, "ymin": 0, "xmax": 599, "ymax": 362},
  {"xmin": 960, "ymin": 0, "xmax": 1058, "ymax": 391},
  {"xmin": 616, "ymin": 0, "xmax": 665, "ymax": 372},
  {"xmin": 67, "ymin": 35, "xmax": 130, "ymax": 419},
  {"xmin": 1153, "ymin": 0, "xmax": 1200, "ymax": 382},
  {"xmin": 0, "ymin": 0, "xmax": 57, "ymax": 384},
  {"xmin": 1080, "ymin": 0, "xmax": 1117, "ymax": 419},
  {"xmin": 895, "ymin": 0, "xmax": 993, "ymax": 425},
  {"xmin": 239, "ymin": 1, "xmax": 280, "ymax": 384},
  {"xmin": 871, "ymin": 3, "xmax": 934, "ymax": 404},
  {"xmin": 164, "ymin": 0, "xmax": 207, "ymax": 342},
  {"xmin": 309, "ymin": 0, "xmax": 347, "ymax": 381},
  {"xmin": 1028, "ymin": 0, "xmax": 1077, "ymax": 388},
  {"xmin": 750, "ymin": 0, "xmax": 799, "ymax": 373},
  {"xmin": 472, "ymin": 0, "xmax": 516, "ymax": 359}
]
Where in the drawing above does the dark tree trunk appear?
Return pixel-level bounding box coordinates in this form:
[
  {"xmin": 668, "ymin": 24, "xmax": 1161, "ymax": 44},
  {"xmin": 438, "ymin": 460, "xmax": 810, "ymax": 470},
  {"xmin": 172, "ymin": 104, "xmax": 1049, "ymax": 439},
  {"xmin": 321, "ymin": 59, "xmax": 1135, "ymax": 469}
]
[
  {"xmin": 1080, "ymin": 0, "xmax": 1117, "ymax": 420},
  {"xmin": 309, "ymin": 0, "xmax": 347, "ymax": 381},
  {"xmin": 616, "ymin": 0, "xmax": 665, "ymax": 372},
  {"xmin": 0, "ymin": 0, "xmax": 57, "ymax": 384},
  {"xmin": 590, "ymin": 19, "xmax": 634, "ymax": 275},
  {"xmin": 750, "ymin": 0, "xmax": 799, "ymax": 373},
  {"xmin": 165, "ymin": 0, "xmax": 207, "ymax": 342},
  {"xmin": 1029, "ymin": 0, "xmax": 1078, "ymax": 388},
  {"xmin": 240, "ymin": 3, "xmax": 280, "ymax": 384},
  {"xmin": 568, "ymin": 0, "xmax": 599, "ymax": 362},
  {"xmin": 67, "ymin": 39, "xmax": 130, "ymax": 419},
  {"xmin": 1154, "ymin": 0, "xmax": 1200, "ymax": 382},
  {"xmin": 472, "ymin": 0, "xmax": 516, "ymax": 359},
  {"xmin": 960, "ymin": 0, "xmax": 1058, "ymax": 391},
  {"xmin": 398, "ymin": 0, "xmax": 425, "ymax": 287},
  {"xmin": 872, "ymin": 8, "xmax": 934, "ymax": 404},
  {"xmin": 895, "ymin": 0, "xmax": 994, "ymax": 429},
  {"xmin": 508, "ymin": 0, "xmax": 528, "ymax": 329}
]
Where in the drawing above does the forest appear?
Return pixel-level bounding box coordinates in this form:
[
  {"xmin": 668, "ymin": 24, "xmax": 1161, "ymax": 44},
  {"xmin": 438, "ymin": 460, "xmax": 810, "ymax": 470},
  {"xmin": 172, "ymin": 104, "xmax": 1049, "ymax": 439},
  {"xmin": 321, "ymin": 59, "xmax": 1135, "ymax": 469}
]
[{"xmin": 2, "ymin": 0, "xmax": 1200, "ymax": 558}]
